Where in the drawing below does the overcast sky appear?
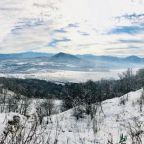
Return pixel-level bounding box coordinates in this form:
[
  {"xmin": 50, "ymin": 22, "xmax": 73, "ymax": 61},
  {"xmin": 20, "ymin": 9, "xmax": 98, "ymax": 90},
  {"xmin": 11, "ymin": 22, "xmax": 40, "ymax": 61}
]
[{"xmin": 0, "ymin": 0, "xmax": 144, "ymax": 56}]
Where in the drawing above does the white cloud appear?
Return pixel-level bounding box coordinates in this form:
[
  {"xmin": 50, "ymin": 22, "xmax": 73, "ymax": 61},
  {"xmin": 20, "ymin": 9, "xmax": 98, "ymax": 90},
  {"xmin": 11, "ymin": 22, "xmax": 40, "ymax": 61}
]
[{"xmin": 0, "ymin": 0, "xmax": 144, "ymax": 56}]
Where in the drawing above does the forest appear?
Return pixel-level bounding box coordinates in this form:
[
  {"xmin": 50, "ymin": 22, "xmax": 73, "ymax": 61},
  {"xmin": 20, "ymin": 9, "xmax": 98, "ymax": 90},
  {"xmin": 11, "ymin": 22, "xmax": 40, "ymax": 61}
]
[{"xmin": 0, "ymin": 68, "xmax": 144, "ymax": 111}]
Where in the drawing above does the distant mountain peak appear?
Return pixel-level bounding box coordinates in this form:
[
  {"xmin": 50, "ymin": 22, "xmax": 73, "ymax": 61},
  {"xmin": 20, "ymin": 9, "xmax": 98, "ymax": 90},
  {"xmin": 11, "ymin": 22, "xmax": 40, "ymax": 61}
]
[
  {"xmin": 124, "ymin": 55, "xmax": 142, "ymax": 63},
  {"xmin": 51, "ymin": 52, "xmax": 81, "ymax": 62},
  {"xmin": 57, "ymin": 52, "xmax": 66, "ymax": 55}
]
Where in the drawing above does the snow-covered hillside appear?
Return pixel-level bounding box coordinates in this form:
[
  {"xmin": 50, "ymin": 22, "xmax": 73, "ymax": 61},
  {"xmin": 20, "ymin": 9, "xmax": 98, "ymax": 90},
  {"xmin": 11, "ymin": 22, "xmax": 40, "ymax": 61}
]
[
  {"xmin": 0, "ymin": 89, "xmax": 144, "ymax": 144},
  {"xmin": 43, "ymin": 89, "xmax": 144, "ymax": 144}
]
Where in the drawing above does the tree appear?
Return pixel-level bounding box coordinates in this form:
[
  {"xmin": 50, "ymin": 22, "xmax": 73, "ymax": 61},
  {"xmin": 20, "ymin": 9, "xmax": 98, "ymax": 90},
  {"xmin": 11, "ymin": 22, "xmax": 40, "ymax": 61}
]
[
  {"xmin": 119, "ymin": 68, "xmax": 135, "ymax": 100},
  {"xmin": 136, "ymin": 68, "xmax": 144, "ymax": 87},
  {"xmin": 36, "ymin": 99, "xmax": 55, "ymax": 124}
]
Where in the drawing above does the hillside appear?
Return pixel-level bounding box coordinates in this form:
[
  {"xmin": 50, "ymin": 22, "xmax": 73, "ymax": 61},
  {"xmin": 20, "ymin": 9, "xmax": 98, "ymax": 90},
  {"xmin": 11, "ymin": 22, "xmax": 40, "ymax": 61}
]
[
  {"xmin": 0, "ymin": 89, "xmax": 144, "ymax": 143},
  {"xmin": 44, "ymin": 89, "xmax": 144, "ymax": 144},
  {"xmin": 0, "ymin": 52, "xmax": 52, "ymax": 59}
]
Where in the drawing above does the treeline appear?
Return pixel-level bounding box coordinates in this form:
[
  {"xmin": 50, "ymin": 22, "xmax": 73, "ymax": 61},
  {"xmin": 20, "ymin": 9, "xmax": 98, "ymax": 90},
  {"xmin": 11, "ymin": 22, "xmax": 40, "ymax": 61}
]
[
  {"xmin": 0, "ymin": 68, "xmax": 144, "ymax": 110},
  {"xmin": 0, "ymin": 78, "xmax": 63, "ymax": 99},
  {"xmin": 62, "ymin": 68, "xmax": 144, "ymax": 111}
]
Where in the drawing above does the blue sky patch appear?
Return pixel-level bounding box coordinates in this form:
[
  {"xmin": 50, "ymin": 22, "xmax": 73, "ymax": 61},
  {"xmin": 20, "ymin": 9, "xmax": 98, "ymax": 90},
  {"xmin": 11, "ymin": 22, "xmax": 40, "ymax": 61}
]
[
  {"xmin": 109, "ymin": 25, "xmax": 144, "ymax": 35},
  {"xmin": 118, "ymin": 39, "xmax": 144, "ymax": 44},
  {"xmin": 78, "ymin": 31, "xmax": 89, "ymax": 36},
  {"xmin": 54, "ymin": 28, "xmax": 67, "ymax": 33},
  {"xmin": 116, "ymin": 13, "xmax": 144, "ymax": 20},
  {"xmin": 48, "ymin": 38, "xmax": 71, "ymax": 47},
  {"xmin": 67, "ymin": 23, "xmax": 79, "ymax": 28}
]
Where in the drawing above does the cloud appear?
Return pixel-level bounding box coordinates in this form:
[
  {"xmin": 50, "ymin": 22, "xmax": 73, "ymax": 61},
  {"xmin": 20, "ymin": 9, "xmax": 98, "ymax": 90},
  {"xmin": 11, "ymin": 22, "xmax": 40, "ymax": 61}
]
[
  {"xmin": 0, "ymin": 0, "xmax": 144, "ymax": 56},
  {"xmin": 104, "ymin": 46, "xmax": 144, "ymax": 56},
  {"xmin": 105, "ymin": 46, "xmax": 143, "ymax": 51},
  {"xmin": 127, "ymin": 45, "xmax": 144, "ymax": 49},
  {"xmin": 115, "ymin": 13, "xmax": 144, "ymax": 24},
  {"xmin": 116, "ymin": 13, "xmax": 144, "ymax": 19},
  {"xmin": 51, "ymin": 23, "xmax": 80, "ymax": 35},
  {"xmin": 77, "ymin": 31, "xmax": 89, "ymax": 36},
  {"xmin": 118, "ymin": 39, "xmax": 144, "ymax": 44},
  {"xmin": 48, "ymin": 38, "xmax": 71, "ymax": 47},
  {"xmin": 67, "ymin": 23, "xmax": 79, "ymax": 28},
  {"xmin": 10, "ymin": 18, "xmax": 47, "ymax": 35},
  {"xmin": 108, "ymin": 25, "xmax": 144, "ymax": 35},
  {"xmin": 53, "ymin": 28, "xmax": 67, "ymax": 33}
]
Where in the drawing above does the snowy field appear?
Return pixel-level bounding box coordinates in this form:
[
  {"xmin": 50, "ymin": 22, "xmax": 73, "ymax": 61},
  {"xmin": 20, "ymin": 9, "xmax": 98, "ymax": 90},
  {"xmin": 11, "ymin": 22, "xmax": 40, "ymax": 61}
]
[{"xmin": 0, "ymin": 68, "xmax": 140, "ymax": 82}]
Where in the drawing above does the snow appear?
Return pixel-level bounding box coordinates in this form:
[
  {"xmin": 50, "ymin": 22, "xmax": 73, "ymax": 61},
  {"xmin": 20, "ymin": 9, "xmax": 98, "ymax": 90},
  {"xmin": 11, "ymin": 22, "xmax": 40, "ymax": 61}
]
[
  {"xmin": 0, "ymin": 112, "xmax": 26, "ymax": 135},
  {"xmin": 0, "ymin": 89, "xmax": 144, "ymax": 143},
  {"xmin": 42, "ymin": 88, "xmax": 144, "ymax": 144},
  {"xmin": 0, "ymin": 68, "xmax": 140, "ymax": 83},
  {"xmin": 0, "ymin": 69, "xmax": 133, "ymax": 83}
]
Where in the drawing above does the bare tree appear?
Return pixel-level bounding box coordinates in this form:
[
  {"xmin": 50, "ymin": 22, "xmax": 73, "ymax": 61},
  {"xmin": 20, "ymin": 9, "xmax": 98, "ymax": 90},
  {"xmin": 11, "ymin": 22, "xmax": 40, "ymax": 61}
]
[
  {"xmin": 19, "ymin": 97, "xmax": 31, "ymax": 116},
  {"xmin": 119, "ymin": 68, "xmax": 135, "ymax": 101},
  {"xmin": 138, "ymin": 89, "xmax": 144, "ymax": 112},
  {"xmin": 127, "ymin": 118, "xmax": 144, "ymax": 144},
  {"xmin": 7, "ymin": 95, "xmax": 19, "ymax": 113},
  {"xmin": 0, "ymin": 88, "xmax": 8, "ymax": 113},
  {"xmin": 136, "ymin": 68, "xmax": 144, "ymax": 87},
  {"xmin": 0, "ymin": 113, "xmax": 61, "ymax": 144},
  {"xmin": 36, "ymin": 99, "xmax": 55, "ymax": 124}
]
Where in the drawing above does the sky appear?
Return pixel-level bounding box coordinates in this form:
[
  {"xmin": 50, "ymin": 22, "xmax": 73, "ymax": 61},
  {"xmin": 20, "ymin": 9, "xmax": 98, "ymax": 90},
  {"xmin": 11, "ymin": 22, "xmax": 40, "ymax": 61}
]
[{"xmin": 0, "ymin": 0, "xmax": 144, "ymax": 56}]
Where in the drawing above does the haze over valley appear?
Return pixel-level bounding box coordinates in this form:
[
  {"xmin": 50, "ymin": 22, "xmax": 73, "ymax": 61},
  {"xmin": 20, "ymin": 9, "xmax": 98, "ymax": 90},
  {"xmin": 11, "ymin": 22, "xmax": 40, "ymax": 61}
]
[{"xmin": 0, "ymin": 52, "xmax": 143, "ymax": 82}]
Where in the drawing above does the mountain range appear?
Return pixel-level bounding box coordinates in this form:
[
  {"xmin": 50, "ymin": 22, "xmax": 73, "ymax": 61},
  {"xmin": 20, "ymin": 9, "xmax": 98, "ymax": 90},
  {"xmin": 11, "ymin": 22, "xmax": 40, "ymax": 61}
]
[
  {"xmin": 0, "ymin": 52, "xmax": 53, "ymax": 59},
  {"xmin": 0, "ymin": 52, "xmax": 143, "ymax": 73},
  {"xmin": 0, "ymin": 52, "xmax": 144, "ymax": 63}
]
